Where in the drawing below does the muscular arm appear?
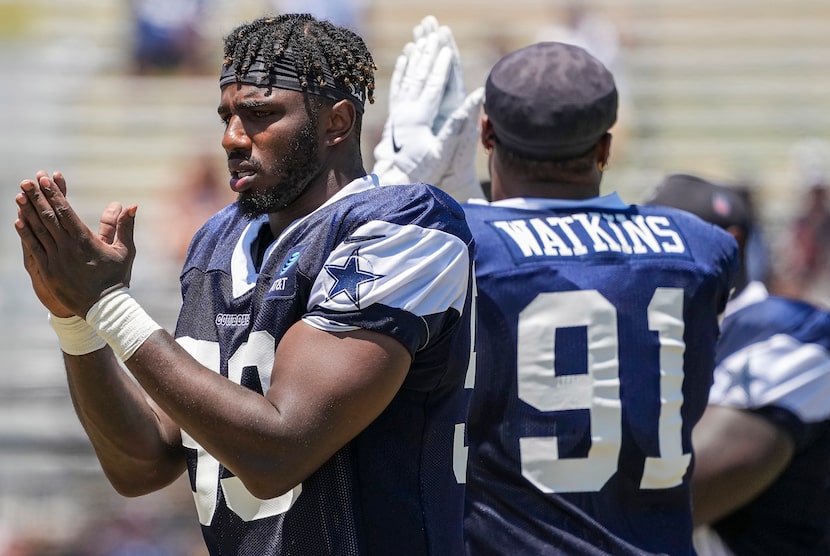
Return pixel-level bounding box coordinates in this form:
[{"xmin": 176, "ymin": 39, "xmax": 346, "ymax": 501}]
[
  {"xmin": 16, "ymin": 173, "xmax": 412, "ymax": 500},
  {"xmin": 126, "ymin": 322, "xmax": 410, "ymax": 499},
  {"xmin": 63, "ymin": 347, "xmax": 187, "ymax": 496},
  {"xmin": 691, "ymin": 405, "xmax": 795, "ymax": 526},
  {"xmin": 57, "ymin": 311, "xmax": 408, "ymax": 500}
]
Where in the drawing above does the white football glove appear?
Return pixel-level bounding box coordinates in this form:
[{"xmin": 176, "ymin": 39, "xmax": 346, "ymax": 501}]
[
  {"xmin": 372, "ymin": 16, "xmax": 484, "ymax": 202},
  {"xmin": 412, "ymin": 16, "xmax": 466, "ymax": 134}
]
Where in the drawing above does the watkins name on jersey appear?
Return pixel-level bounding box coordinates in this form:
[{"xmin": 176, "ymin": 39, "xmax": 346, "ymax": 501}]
[{"xmin": 491, "ymin": 211, "xmax": 687, "ymax": 260}]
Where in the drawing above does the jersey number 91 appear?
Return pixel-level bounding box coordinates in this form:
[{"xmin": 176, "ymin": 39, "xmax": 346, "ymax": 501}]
[{"xmin": 517, "ymin": 288, "xmax": 691, "ymax": 493}]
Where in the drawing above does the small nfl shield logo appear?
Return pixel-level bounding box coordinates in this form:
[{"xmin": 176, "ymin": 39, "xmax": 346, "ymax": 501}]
[{"xmin": 712, "ymin": 193, "xmax": 732, "ymax": 217}]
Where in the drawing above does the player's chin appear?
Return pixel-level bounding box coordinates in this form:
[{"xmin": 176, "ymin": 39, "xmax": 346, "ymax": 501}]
[
  {"xmin": 236, "ymin": 188, "xmax": 293, "ymax": 218},
  {"xmin": 236, "ymin": 190, "xmax": 268, "ymax": 218}
]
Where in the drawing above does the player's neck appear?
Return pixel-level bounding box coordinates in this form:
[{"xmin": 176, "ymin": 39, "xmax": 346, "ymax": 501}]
[
  {"xmin": 492, "ymin": 176, "xmax": 601, "ymax": 201},
  {"xmin": 267, "ymin": 165, "xmax": 367, "ymax": 236}
]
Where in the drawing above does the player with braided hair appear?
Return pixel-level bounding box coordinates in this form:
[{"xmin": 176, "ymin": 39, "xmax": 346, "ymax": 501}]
[
  {"xmin": 14, "ymin": 13, "xmax": 472, "ymax": 555},
  {"xmin": 222, "ymin": 13, "xmax": 376, "ymax": 108}
]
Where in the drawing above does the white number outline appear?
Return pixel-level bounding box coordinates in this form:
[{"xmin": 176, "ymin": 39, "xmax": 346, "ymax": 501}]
[
  {"xmin": 178, "ymin": 333, "xmax": 302, "ymax": 526},
  {"xmin": 517, "ymin": 288, "xmax": 689, "ymax": 493}
]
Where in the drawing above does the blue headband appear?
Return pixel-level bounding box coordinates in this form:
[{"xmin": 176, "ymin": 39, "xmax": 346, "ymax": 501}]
[{"xmin": 219, "ymin": 49, "xmax": 366, "ymax": 113}]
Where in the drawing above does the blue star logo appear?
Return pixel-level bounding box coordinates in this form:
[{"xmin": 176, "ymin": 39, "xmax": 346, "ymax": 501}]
[{"xmin": 323, "ymin": 249, "xmax": 384, "ymax": 307}]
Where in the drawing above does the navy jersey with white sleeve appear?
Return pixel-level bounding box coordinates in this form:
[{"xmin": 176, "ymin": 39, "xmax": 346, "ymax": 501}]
[
  {"xmin": 463, "ymin": 193, "xmax": 738, "ymax": 556},
  {"xmin": 701, "ymin": 283, "xmax": 830, "ymax": 556},
  {"xmin": 175, "ymin": 175, "xmax": 473, "ymax": 555}
]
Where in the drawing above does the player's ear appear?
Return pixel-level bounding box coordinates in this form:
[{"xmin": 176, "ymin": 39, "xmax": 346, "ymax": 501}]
[
  {"xmin": 480, "ymin": 116, "xmax": 496, "ymax": 153},
  {"xmin": 324, "ymin": 99, "xmax": 357, "ymax": 147},
  {"xmin": 596, "ymin": 132, "xmax": 612, "ymax": 168}
]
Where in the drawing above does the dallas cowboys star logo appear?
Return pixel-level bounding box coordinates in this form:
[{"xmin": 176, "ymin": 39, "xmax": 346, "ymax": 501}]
[{"xmin": 323, "ymin": 249, "xmax": 384, "ymax": 307}]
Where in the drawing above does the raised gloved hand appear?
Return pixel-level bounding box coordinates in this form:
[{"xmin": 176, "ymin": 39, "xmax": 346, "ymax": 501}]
[
  {"xmin": 411, "ymin": 15, "xmax": 466, "ymax": 135},
  {"xmin": 372, "ymin": 16, "xmax": 484, "ymax": 202}
]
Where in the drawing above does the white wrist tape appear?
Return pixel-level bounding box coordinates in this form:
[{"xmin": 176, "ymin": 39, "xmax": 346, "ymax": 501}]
[
  {"xmin": 48, "ymin": 313, "xmax": 108, "ymax": 356},
  {"xmin": 85, "ymin": 287, "xmax": 162, "ymax": 362}
]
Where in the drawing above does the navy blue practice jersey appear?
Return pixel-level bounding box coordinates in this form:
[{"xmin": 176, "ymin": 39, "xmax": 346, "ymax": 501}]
[
  {"xmin": 698, "ymin": 283, "xmax": 830, "ymax": 556},
  {"xmin": 462, "ymin": 193, "xmax": 738, "ymax": 556},
  {"xmin": 174, "ymin": 175, "xmax": 474, "ymax": 556}
]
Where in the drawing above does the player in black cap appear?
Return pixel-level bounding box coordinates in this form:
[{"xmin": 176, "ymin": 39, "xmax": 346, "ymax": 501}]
[
  {"xmin": 483, "ymin": 41, "xmax": 618, "ymax": 162},
  {"xmin": 646, "ymin": 173, "xmax": 751, "ymax": 236},
  {"xmin": 647, "ymin": 173, "xmax": 751, "ymax": 290},
  {"xmin": 374, "ymin": 21, "xmax": 739, "ymax": 555},
  {"xmin": 647, "ymin": 174, "xmax": 830, "ymax": 556}
]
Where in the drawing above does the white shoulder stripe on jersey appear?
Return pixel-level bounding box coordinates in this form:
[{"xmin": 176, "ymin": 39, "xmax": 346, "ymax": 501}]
[
  {"xmin": 710, "ymin": 333, "xmax": 830, "ymax": 423},
  {"xmin": 308, "ymin": 220, "xmax": 470, "ymax": 317}
]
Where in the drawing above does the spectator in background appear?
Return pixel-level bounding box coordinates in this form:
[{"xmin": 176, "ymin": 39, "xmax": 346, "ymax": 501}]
[
  {"xmin": 647, "ymin": 173, "xmax": 830, "ymax": 556},
  {"xmin": 129, "ymin": 0, "xmax": 209, "ymax": 76},
  {"xmin": 771, "ymin": 139, "xmax": 830, "ymax": 307}
]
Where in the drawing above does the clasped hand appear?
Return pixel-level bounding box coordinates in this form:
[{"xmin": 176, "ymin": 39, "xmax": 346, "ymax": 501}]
[{"xmin": 14, "ymin": 171, "xmax": 137, "ymax": 318}]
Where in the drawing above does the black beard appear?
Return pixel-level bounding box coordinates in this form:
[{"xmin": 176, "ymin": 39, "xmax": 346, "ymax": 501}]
[{"xmin": 237, "ymin": 117, "xmax": 323, "ymax": 218}]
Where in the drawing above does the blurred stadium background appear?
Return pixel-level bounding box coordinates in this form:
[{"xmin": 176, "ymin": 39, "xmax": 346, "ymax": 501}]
[{"xmin": 1, "ymin": 0, "xmax": 828, "ymax": 553}]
